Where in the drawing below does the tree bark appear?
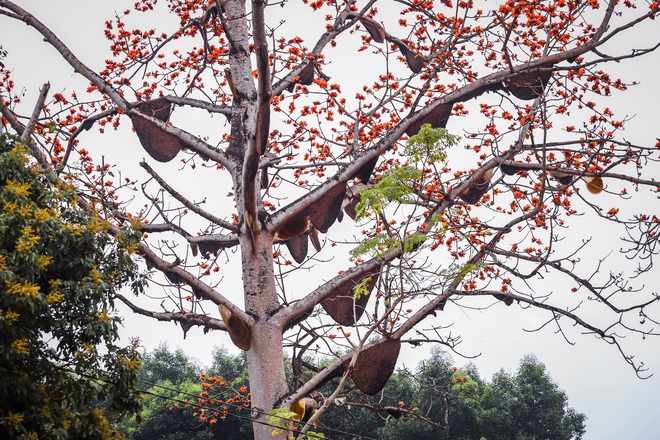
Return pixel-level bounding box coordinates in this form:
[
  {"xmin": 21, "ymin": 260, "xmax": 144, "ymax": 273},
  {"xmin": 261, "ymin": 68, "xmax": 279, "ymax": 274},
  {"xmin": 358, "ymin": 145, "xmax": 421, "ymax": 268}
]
[{"xmin": 242, "ymin": 230, "xmax": 289, "ymax": 439}]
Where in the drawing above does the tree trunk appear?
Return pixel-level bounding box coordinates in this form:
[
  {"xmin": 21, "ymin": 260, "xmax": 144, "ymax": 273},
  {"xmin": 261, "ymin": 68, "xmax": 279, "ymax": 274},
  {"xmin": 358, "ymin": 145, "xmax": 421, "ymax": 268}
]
[{"xmin": 242, "ymin": 230, "xmax": 289, "ymax": 439}]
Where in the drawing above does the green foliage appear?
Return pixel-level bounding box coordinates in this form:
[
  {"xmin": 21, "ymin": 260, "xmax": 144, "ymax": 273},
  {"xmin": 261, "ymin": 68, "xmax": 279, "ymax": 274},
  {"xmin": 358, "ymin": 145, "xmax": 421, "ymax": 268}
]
[
  {"xmin": 119, "ymin": 344, "xmax": 252, "ymax": 440},
  {"xmin": 320, "ymin": 348, "xmax": 585, "ymax": 440},
  {"xmin": 438, "ymin": 261, "xmax": 481, "ymax": 284},
  {"xmin": 208, "ymin": 346, "xmax": 248, "ymax": 386},
  {"xmin": 122, "ymin": 345, "xmax": 585, "ymax": 440},
  {"xmin": 405, "ymin": 124, "xmax": 460, "ymax": 164},
  {"xmin": 477, "ymin": 355, "xmax": 587, "ymax": 440},
  {"xmin": 140, "ymin": 343, "xmax": 203, "ymax": 385},
  {"xmin": 351, "ymin": 233, "xmax": 427, "ymax": 260},
  {"xmin": 0, "ymin": 134, "xmax": 143, "ymax": 439},
  {"xmin": 352, "ymin": 275, "xmax": 374, "ymax": 299},
  {"xmin": 354, "ymin": 166, "xmax": 423, "ymax": 221},
  {"xmin": 124, "ymin": 379, "xmax": 212, "ymax": 440},
  {"xmin": 351, "ymin": 125, "xmax": 458, "ymax": 260},
  {"xmin": 265, "ymin": 408, "xmax": 325, "ymax": 440}
]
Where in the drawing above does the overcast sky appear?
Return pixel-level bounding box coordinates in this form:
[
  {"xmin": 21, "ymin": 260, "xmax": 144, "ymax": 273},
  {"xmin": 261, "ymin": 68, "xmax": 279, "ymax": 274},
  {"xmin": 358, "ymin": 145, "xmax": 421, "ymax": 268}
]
[{"xmin": 2, "ymin": 1, "xmax": 660, "ymax": 439}]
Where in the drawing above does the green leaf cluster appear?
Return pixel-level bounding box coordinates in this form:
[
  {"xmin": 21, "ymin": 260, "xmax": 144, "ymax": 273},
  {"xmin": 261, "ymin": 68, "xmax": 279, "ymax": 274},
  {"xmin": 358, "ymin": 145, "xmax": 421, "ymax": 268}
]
[
  {"xmin": 350, "ymin": 232, "xmax": 426, "ymax": 260},
  {"xmin": 405, "ymin": 124, "xmax": 460, "ymax": 164},
  {"xmin": 119, "ymin": 344, "xmax": 252, "ymax": 440},
  {"xmin": 0, "ymin": 135, "xmax": 143, "ymax": 439},
  {"xmin": 351, "ymin": 125, "xmax": 459, "ymax": 259},
  {"xmin": 354, "ymin": 166, "xmax": 423, "ymax": 221},
  {"xmin": 121, "ymin": 345, "xmax": 585, "ymax": 440}
]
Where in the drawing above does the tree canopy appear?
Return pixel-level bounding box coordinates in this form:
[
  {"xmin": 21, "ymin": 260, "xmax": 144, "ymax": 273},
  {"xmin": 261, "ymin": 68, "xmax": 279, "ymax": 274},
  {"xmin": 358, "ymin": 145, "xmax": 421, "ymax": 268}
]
[
  {"xmin": 0, "ymin": 134, "xmax": 143, "ymax": 439},
  {"xmin": 1, "ymin": 1, "xmax": 659, "ymax": 438},
  {"xmin": 123, "ymin": 345, "xmax": 585, "ymax": 440}
]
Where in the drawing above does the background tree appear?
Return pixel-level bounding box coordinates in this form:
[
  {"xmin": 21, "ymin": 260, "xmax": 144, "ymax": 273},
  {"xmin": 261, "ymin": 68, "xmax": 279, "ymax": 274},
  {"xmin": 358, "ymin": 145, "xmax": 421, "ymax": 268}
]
[
  {"xmin": 120, "ymin": 344, "xmax": 252, "ymax": 440},
  {"xmin": 472, "ymin": 355, "xmax": 586, "ymax": 440},
  {"xmin": 140, "ymin": 342, "xmax": 204, "ymax": 385},
  {"xmin": 0, "ymin": 134, "xmax": 142, "ymax": 439},
  {"xmin": 127, "ymin": 345, "xmax": 585, "ymax": 439},
  {"xmin": 1, "ymin": 1, "xmax": 659, "ymax": 438}
]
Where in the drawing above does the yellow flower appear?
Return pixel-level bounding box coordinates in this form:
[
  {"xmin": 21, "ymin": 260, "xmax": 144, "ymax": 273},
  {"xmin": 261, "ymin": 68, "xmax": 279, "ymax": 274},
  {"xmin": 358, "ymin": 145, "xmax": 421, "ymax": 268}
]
[
  {"xmin": 7, "ymin": 280, "xmax": 41, "ymax": 298},
  {"xmin": 45, "ymin": 291, "xmax": 64, "ymax": 304},
  {"xmin": 22, "ymin": 432, "xmax": 39, "ymax": 440},
  {"xmin": 118, "ymin": 355, "xmax": 141, "ymax": 372},
  {"xmin": 90, "ymin": 267, "xmax": 102, "ymax": 284},
  {"xmin": 40, "ymin": 405, "xmax": 51, "ymax": 418},
  {"xmin": 64, "ymin": 222, "xmax": 84, "ymax": 236},
  {"xmin": 10, "ymin": 144, "xmax": 30, "ymax": 163},
  {"xmin": 37, "ymin": 255, "xmax": 52, "ymax": 269},
  {"xmin": 33, "ymin": 207, "xmax": 55, "ymax": 223},
  {"xmin": 16, "ymin": 225, "xmax": 39, "ymax": 252},
  {"xmin": 129, "ymin": 217, "xmax": 145, "ymax": 230},
  {"xmin": 11, "ymin": 338, "xmax": 29, "ymax": 355},
  {"xmin": 3, "ymin": 309, "xmax": 20, "ymax": 325},
  {"xmin": 5, "ymin": 411, "xmax": 23, "ymax": 428},
  {"xmin": 123, "ymin": 241, "xmax": 139, "ymax": 255},
  {"xmin": 87, "ymin": 216, "xmax": 110, "ymax": 234},
  {"xmin": 2, "ymin": 200, "xmax": 18, "ymax": 214},
  {"xmin": 4, "ymin": 180, "xmax": 32, "ymax": 198},
  {"xmin": 98, "ymin": 308, "xmax": 112, "ymax": 323},
  {"xmin": 18, "ymin": 202, "xmax": 35, "ymax": 218}
]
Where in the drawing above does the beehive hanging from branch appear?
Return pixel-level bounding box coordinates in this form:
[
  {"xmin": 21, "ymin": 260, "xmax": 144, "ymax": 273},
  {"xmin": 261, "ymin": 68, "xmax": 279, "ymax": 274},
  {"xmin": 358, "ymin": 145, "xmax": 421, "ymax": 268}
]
[
  {"xmin": 405, "ymin": 103, "xmax": 453, "ymax": 136},
  {"xmin": 219, "ymin": 304, "xmax": 252, "ymax": 351},
  {"xmin": 321, "ymin": 266, "xmax": 380, "ymax": 326},
  {"xmin": 505, "ymin": 69, "xmax": 552, "ymax": 100},
  {"xmin": 344, "ymin": 339, "xmax": 401, "ymax": 395},
  {"xmin": 307, "ymin": 183, "xmax": 347, "ymax": 233},
  {"xmin": 129, "ymin": 98, "xmax": 181, "ymax": 162}
]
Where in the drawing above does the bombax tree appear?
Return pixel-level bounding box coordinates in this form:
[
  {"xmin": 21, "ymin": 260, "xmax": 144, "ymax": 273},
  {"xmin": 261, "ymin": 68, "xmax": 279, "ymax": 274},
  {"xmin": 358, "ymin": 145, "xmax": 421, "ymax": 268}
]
[{"xmin": 1, "ymin": 0, "xmax": 659, "ymax": 438}]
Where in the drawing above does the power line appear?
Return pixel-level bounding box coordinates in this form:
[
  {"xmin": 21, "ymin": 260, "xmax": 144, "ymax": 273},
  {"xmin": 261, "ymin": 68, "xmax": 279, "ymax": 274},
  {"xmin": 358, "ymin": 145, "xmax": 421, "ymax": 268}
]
[
  {"xmin": 53, "ymin": 364, "xmax": 378, "ymax": 439},
  {"xmin": 138, "ymin": 387, "xmax": 319, "ymax": 439},
  {"xmin": 54, "ymin": 365, "xmax": 319, "ymax": 438},
  {"xmin": 137, "ymin": 378, "xmax": 379, "ymax": 440}
]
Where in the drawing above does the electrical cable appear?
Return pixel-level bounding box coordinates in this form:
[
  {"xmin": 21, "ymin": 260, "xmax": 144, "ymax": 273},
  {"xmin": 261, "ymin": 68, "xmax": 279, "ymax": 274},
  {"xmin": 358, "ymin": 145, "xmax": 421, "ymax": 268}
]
[
  {"xmin": 137, "ymin": 377, "xmax": 379, "ymax": 440},
  {"xmin": 52, "ymin": 364, "xmax": 378, "ymax": 439},
  {"xmin": 137, "ymin": 387, "xmax": 320, "ymax": 439}
]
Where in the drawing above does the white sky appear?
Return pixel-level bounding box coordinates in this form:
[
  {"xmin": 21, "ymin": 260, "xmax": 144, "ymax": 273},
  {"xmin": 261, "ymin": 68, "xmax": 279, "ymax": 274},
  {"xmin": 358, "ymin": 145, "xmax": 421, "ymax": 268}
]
[{"xmin": 2, "ymin": 1, "xmax": 660, "ymax": 439}]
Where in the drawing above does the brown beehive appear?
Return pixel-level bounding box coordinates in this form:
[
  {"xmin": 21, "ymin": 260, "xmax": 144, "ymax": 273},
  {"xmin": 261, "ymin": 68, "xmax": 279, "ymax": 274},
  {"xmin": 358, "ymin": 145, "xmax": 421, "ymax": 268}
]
[
  {"xmin": 493, "ymin": 293, "xmax": 514, "ymax": 306},
  {"xmin": 285, "ymin": 233, "xmax": 309, "ymax": 264},
  {"xmin": 343, "ymin": 192, "xmax": 361, "ymax": 221},
  {"xmin": 321, "ymin": 267, "xmax": 380, "ymax": 326},
  {"xmin": 405, "ymin": 103, "xmax": 452, "ymax": 136},
  {"xmin": 549, "ymin": 170, "xmax": 573, "ymax": 185},
  {"xmin": 390, "ymin": 38, "xmax": 424, "ymax": 73},
  {"xmin": 164, "ymin": 270, "xmax": 185, "ymax": 285},
  {"xmin": 344, "ymin": 339, "xmax": 401, "ymax": 395},
  {"xmin": 275, "ymin": 215, "xmax": 309, "ymax": 241},
  {"xmin": 197, "ymin": 240, "xmax": 224, "ymax": 258},
  {"xmin": 309, "ymin": 228, "xmax": 322, "ymax": 252},
  {"xmin": 219, "ymin": 304, "xmax": 252, "ymax": 351},
  {"xmin": 130, "ymin": 98, "xmax": 181, "ymax": 162},
  {"xmin": 585, "ymin": 176, "xmax": 604, "ymax": 194},
  {"xmin": 359, "ymin": 16, "xmax": 386, "ymax": 43},
  {"xmin": 292, "ymin": 397, "xmax": 319, "ymax": 426},
  {"xmin": 505, "ymin": 70, "xmax": 552, "ymax": 100},
  {"xmin": 353, "ymin": 156, "xmax": 379, "ymax": 184},
  {"xmin": 307, "ymin": 183, "xmax": 347, "ymax": 233},
  {"xmin": 458, "ymin": 169, "xmax": 493, "ymax": 205},
  {"xmin": 298, "ymin": 60, "xmax": 315, "ymax": 86},
  {"xmin": 500, "ymin": 161, "xmax": 527, "ymax": 176}
]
